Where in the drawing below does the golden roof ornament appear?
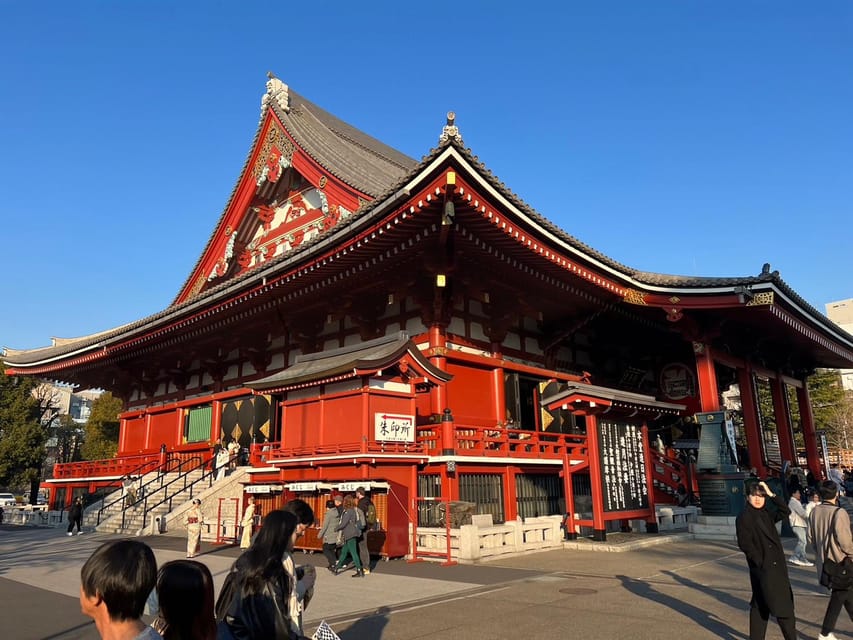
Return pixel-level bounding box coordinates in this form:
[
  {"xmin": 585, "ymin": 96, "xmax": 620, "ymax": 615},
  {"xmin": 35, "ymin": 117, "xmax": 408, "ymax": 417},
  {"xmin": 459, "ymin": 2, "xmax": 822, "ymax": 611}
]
[
  {"xmin": 439, "ymin": 111, "xmax": 462, "ymax": 145},
  {"xmin": 261, "ymin": 71, "xmax": 290, "ymax": 114}
]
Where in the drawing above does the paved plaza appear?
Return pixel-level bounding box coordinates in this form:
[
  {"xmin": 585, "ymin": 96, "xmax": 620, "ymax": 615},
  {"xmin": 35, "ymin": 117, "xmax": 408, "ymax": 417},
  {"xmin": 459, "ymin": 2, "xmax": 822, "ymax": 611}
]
[{"xmin": 0, "ymin": 524, "xmax": 848, "ymax": 639}]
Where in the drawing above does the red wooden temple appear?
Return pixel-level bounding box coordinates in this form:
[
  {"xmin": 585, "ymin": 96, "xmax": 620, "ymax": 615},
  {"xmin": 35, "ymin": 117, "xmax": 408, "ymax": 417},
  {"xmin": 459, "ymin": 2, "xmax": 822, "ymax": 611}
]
[{"xmin": 5, "ymin": 74, "xmax": 853, "ymax": 546}]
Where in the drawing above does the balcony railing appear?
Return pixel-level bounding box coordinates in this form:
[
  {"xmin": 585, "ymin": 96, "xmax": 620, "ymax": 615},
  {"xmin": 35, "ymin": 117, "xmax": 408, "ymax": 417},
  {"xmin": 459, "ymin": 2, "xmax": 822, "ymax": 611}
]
[
  {"xmin": 417, "ymin": 424, "xmax": 588, "ymax": 461},
  {"xmin": 249, "ymin": 424, "xmax": 588, "ymax": 464}
]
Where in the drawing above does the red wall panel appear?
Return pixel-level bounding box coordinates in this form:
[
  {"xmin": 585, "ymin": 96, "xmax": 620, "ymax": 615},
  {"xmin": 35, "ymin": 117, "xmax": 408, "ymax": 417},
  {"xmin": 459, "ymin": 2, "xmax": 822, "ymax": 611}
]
[
  {"xmin": 445, "ymin": 362, "xmax": 496, "ymax": 425},
  {"xmin": 122, "ymin": 417, "xmax": 146, "ymax": 453},
  {"xmin": 148, "ymin": 411, "xmax": 178, "ymax": 451}
]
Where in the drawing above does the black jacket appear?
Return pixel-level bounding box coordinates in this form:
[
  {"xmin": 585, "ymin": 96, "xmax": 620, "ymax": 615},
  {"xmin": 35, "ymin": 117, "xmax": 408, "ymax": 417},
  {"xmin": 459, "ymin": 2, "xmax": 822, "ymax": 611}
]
[
  {"xmin": 69, "ymin": 502, "xmax": 83, "ymax": 520},
  {"xmin": 736, "ymin": 494, "xmax": 794, "ymax": 617}
]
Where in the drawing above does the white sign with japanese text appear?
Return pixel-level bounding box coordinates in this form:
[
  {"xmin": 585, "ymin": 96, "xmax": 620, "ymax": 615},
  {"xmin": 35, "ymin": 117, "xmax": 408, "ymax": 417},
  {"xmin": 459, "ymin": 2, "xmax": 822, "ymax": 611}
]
[{"xmin": 374, "ymin": 412, "xmax": 415, "ymax": 443}]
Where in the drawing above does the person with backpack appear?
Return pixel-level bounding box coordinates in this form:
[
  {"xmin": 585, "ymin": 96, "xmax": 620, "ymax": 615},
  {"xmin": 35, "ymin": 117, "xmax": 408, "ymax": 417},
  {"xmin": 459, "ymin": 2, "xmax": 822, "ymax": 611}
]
[
  {"xmin": 355, "ymin": 487, "xmax": 377, "ymax": 575},
  {"xmin": 332, "ymin": 495, "xmax": 364, "ymax": 578}
]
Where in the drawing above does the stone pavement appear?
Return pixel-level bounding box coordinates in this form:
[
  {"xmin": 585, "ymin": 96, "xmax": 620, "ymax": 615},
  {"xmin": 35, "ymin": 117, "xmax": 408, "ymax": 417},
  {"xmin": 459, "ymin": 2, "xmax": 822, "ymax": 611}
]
[{"xmin": 0, "ymin": 524, "xmax": 849, "ymax": 639}]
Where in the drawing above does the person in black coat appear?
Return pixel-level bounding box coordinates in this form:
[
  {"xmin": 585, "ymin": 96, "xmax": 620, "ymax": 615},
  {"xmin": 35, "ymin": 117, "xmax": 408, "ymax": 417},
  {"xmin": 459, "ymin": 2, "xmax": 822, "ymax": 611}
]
[
  {"xmin": 67, "ymin": 496, "xmax": 84, "ymax": 536},
  {"xmin": 736, "ymin": 480, "xmax": 798, "ymax": 640}
]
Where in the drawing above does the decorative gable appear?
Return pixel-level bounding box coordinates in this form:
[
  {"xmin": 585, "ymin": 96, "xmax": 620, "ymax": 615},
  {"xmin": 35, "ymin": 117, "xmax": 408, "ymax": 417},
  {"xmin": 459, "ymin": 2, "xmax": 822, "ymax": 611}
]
[{"xmin": 181, "ymin": 116, "xmax": 361, "ymax": 301}]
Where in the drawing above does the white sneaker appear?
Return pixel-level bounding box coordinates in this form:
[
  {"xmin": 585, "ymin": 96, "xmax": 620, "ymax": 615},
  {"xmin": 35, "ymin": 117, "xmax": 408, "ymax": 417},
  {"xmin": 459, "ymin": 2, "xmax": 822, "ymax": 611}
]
[
  {"xmin": 76, "ymin": 531, "xmax": 84, "ymax": 535},
  {"xmin": 66, "ymin": 532, "xmax": 72, "ymax": 536},
  {"xmin": 789, "ymin": 557, "xmax": 805, "ymax": 566},
  {"xmin": 818, "ymin": 632, "xmax": 839, "ymax": 640}
]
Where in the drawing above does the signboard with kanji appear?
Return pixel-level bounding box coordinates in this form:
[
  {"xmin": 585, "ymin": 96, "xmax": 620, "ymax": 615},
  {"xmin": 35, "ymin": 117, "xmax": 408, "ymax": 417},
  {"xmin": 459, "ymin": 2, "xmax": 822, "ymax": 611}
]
[
  {"xmin": 374, "ymin": 412, "xmax": 415, "ymax": 443},
  {"xmin": 598, "ymin": 420, "xmax": 649, "ymax": 512}
]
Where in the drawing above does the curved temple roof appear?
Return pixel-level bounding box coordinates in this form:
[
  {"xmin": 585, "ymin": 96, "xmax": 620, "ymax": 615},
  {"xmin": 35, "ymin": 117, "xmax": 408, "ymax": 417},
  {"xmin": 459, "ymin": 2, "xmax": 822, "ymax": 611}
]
[
  {"xmin": 246, "ymin": 331, "xmax": 452, "ymax": 393},
  {"xmin": 4, "ymin": 76, "xmax": 853, "ymax": 372}
]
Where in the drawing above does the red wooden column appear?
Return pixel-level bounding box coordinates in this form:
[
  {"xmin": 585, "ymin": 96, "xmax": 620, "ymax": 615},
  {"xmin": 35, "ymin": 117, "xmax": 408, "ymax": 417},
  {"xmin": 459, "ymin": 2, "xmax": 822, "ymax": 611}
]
[
  {"xmin": 770, "ymin": 377, "xmax": 796, "ymax": 465},
  {"xmin": 562, "ymin": 449, "xmax": 577, "ymax": 539},
  {"xmin": 492, "ymin": 367, "xmax": 506, "ymax": 427},
  {"xmin": 641, "ymin": 423, "xmax": 659, "ymax": 533},
  {"xmin": 585, "ymin": 415, "xmax": 607, "ymax": 541},
  {"xmin": 738, "ymin": 366, "xmax": 766, "ymax": 478},
  {"xmin": 428, "ymin": 324, "xmax": 448, "ymax": 418},
  {"xmin": 118, "ymin": 416, "xmax": 129, "ymax": 454},
  {"xmin": 694, "ymin": 343, "xmax": 721, "ymax": 412},
  {"xmin": 505, "ymin": 466, "xmax": 519, "ymax": 521},
  {"xmin": 796, "ymin": 381, "xmax": 823, "ymax": 479},
  {"xmin": 212, "ymin": 399, "xmax": 223, "ymax": 447}
]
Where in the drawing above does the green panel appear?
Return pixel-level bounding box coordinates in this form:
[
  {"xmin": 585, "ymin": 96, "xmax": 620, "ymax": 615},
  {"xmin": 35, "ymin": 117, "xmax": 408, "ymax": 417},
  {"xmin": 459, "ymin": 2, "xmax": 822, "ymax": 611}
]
[{"xmin": 186, "ymin": 406, "xmax": 212, "ymax": 443}]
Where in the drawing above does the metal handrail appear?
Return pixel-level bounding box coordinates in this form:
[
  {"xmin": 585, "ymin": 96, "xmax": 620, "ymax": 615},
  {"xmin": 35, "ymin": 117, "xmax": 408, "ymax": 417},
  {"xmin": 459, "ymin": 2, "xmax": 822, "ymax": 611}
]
[
  {"xmin": 128, "ymin": 456, "xmax": 218, "ymax": 532},
  {"xmin": 93, "ymin": 455, "xmax": 168, "ymax": 522},
  {"xmin": 96, "ymin": 455, "xmax": 202, "ymax": 525}
]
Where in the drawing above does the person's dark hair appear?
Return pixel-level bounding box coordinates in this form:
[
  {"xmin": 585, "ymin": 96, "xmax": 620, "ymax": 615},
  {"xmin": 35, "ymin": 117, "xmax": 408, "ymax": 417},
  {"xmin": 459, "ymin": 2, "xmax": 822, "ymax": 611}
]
[
  {"xmin": 819, "ymin": 479, "xmax": 839, "ymax": 501},
  {"xmin": 283, "ymin": 498, "xmax": 315, "ymax": 526},
  {"xmin": 80, "ymin": 539, "xmax": 157, "ymax": 621},
  {"xmin": 235, "ymin": 510, "xmax": 297, "ymax": 591},
  {"xmin": 325, "ymin": 499, "xmax": 335, "ymax": 509},
  {"xmin": 745, "ymin": 481, "xmax": 767, "ymax": 497},
  {"xmin": 157, "ymin": 560, "xmax": 215, "ymax": 640},
  {"xmin": 355, "ymin": 486, "xmax": 366, "ymax": 497}
]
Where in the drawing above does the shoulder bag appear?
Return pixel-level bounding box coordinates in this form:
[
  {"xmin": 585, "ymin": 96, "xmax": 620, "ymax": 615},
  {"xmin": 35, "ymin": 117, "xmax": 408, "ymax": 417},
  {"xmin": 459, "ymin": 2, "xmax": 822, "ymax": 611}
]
[{"xmin": 820, "ymin": 508, "xmax": 853, "ymax": 590}]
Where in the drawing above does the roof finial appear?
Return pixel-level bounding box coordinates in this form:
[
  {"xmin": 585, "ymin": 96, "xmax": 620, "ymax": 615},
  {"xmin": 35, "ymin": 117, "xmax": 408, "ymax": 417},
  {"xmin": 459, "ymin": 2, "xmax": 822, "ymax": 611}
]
[
  {"xmin": 261, "ymin": 71, "xmax": 290, "ymax": 114},
  {"xmin": 439, "ymin": 111, "xmax": 462, "ymax": 145}
]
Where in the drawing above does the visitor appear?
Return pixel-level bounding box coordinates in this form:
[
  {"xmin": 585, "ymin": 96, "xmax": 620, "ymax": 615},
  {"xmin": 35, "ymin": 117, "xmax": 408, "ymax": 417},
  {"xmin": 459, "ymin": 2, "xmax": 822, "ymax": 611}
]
[
  {"xmin": 67, "ymin": 496, "xmax": 84, "ymax": 536},
  {"xmin": 240, "ymin": 496, "xmax": 256, "ymax": 550},
  {"xmin": 183, "ymin": 499, "xmax": 204, "ymax": 558},
  {"xmin": 152, "ymin": 559, "xmax": 216, "ymax": 640},
  {"xmin": 333, "ymin": 494, "xmax": 364, "ymax": 578},
  {"xmin": 79, "ymin": 539, "xmax": 159, "ymax": 639},
  {"xmin": 317, "ymin": 496, "xmax": 342, "ymax": 572},
  {"xmin": 735, "ymin": 480, "xmax": 798, "ymax": 640},
  {"xmin": 215, "ymin": 510, "xmax": 302, "ymax": 639},
  {"xmin": 808, "ymin": 479, "xmax": 853, "ymax": 640},
  {"xmin": 787, "ymin": 488, "xmax": 812, "ymax": 566}
]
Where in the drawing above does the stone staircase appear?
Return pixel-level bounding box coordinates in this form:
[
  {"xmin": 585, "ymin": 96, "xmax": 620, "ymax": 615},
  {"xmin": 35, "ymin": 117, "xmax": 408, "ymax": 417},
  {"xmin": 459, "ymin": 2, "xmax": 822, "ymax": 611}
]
[
  {"xmin": 85, "ymin": 467, "xmax": 209, "ymax": 536},
  {"xmin": 82, "ymin": 467, "xmax": 248, "ymax": 539}
]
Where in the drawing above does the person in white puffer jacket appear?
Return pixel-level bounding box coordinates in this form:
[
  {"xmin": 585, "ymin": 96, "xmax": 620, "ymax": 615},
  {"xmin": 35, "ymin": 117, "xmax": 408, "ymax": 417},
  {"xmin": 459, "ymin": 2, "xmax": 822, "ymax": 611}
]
[{"xmin": 788, "ymin": 487, "xmax": 813, "ymax": 566}]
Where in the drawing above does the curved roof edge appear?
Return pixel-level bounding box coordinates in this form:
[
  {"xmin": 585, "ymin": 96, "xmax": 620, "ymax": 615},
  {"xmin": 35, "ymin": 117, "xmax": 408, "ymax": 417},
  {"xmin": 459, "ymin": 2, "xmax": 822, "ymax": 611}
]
[
  {"xmin": 245, "ymin": 331, "xmax": 452, "ymax": 391},
  {"xmin": 6, "ymin": 85, "xmax": 852, "ymax": 367}
]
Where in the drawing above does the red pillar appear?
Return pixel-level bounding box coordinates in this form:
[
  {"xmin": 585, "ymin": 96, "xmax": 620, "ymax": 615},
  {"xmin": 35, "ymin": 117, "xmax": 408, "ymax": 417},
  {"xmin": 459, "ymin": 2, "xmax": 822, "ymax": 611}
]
[
  {"xmin": 428, "ymin": 324, "xmax": 447, "ymax": 417},
  {"xmin": 770, "ymin": 377, "xmax": 796, "ymax": 465},
  {"xmin": 562, "ymin": 450, "xmax": 577, "ymax": 539},
  {"xmin": 738, "ymin": 366, "xmax": 766, "ymax": 478},
  {"xmin": 797, "ymin": 381, "xmax": 823, "ymax": 479},
  {"xmin": 492, "ymin": 367, "xmax": 506, "ymax": 426},
  {"xmin": 506, "ymin": 466, "xmax": 518, "ymax": 521},
  {"xmin": 440, "ymin": 409, "xmax": 455, "ymax": 456},
  {"xmin": 586, "ymin": 416, "xmax": 607, "ymax": 541},
  {"xmin": 641, "ymin": 424, "xmax": 659, "ymax": 533},
  {"xmin": 694, "ymin": 343, "xmax": 720, "ymax": 412}
]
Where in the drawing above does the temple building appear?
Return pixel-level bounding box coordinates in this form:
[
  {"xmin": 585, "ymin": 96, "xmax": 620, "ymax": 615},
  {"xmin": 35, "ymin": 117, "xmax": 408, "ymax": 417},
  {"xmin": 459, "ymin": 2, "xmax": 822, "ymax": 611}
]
[{"xmin": 5, "ymin": 74, "xmax": 853, "ymax": 550}]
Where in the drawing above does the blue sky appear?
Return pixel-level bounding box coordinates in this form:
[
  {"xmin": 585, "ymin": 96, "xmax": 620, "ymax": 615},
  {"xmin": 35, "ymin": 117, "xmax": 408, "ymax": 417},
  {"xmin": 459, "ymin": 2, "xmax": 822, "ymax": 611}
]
[{"xmin": 1, "ymin": 2, "xmax": 851, "ymax": 350}]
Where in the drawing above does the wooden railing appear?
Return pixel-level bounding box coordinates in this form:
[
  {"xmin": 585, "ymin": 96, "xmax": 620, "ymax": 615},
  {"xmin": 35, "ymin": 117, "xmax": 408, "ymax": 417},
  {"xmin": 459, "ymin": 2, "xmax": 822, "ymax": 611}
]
[
  {"xmin": 52, "ymin": 453, "xmax": 161, "ymax": 479},
  {"xmin": 249, "ymin": 440, "xmax": 426, "ymax": 465},
  {"xmin": 650, "ymin": 451, "xmax": 688, "ymax": 500},
  {"xmin": 248, "ymin": 425, "xmax": 587, "ymax": 465},
  {"xmin": 52, "ymin": 446, "xmax": 214, "ymax": 481},
  {"xmin": 417, "ymin": 424, "xmax": 589, "ymax": 461}
]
